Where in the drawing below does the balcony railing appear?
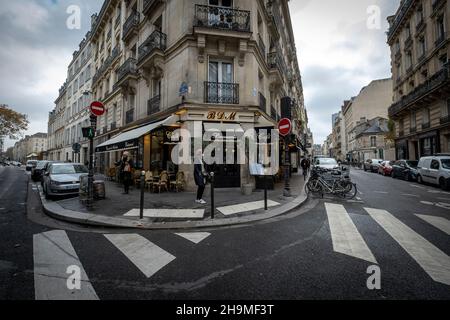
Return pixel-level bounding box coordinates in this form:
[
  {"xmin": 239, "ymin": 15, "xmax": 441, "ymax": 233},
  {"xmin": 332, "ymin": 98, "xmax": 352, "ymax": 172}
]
[
  {"xmin": 143, "ymin": 0, "xmax": 162, "ymax": 16},
  {"xmin": 258, "ymin": 92, "xmax": 266, "ymax": 113},
  {"xmin": 422, "ymin": 122, "xmax": 431, "ymax": 130},
  {"xmin": 387, "ymin": 0, "xmax": 415, "ymax": 41},
  {"xmin": 147, "ymin": 95, "xmax": 161, "ymax": 115},
  {"xmin": 388, "ymin": 63, "xmax": 449, "ymax": 117},
  {"xmin": 110, "ymin": 122, "xmax": 117, "ymax": 131},
  {"xmin": 435, "ymin": 32, "xmax": 447, "ymax": 47},
  {"xmin": 258, "ymin": 34, "xmax": 266, "ymax": 57},
  {"xmin": 416, "ymin": 18, "xmax": 425, "ymax": 33},
  {"xmin": 194, "ymin": 5, "xmax": 251, "ymax": 33},
  {"xmin": 125, "ymin": 109, "xmax": 134, "ymax": 124},
  {"xmin": 266, "ymin": 0, "xmax": 282, "ymax": 35},
  {"xmin": 115, "ymin": 14, "xmax": 121, "ymax": 28},
  {"xmin": 116, "ymin": 58, "xmax": 138, "ymax": 83},
  {"xmin": 404, "ymin": 35, "xmax": 413, "ymax": 48},
  {"xmin": 123, "ymin": 11, "xmax": 140, "ymax": 40},
  {"xmin": 270, "ymin": 106, "xmax": 277, "ymax": 121},
  {"xmin": 268, "ymin": 51, "xmax": 287, "ymax": 76},
  {"xmin": 204, "ymin": 82, "xmax": 239, "ymax": 104},
  {"xmin": 138, "ymin": 30, "xmax": 167, "ymax": 63},
  {"xmin": 432, "ymin": 0, "xmax": 446, "ymax": 12},
  {"xmin": 441, "ymin": 115, "xmax": 450, "ymax": 124},
  {"xmin": 92, "ymin": 46, "xmax": 120, "ymax": 84},
  {"xmin": 103, "ymin": 126, "xmax": 108, "ymax": 134}
]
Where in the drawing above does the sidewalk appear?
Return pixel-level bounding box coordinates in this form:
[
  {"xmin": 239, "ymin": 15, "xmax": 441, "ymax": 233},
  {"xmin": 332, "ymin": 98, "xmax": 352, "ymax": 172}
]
[{"xmin": 39, "ymin": 172, "xmax": 309, "ymax": 230}]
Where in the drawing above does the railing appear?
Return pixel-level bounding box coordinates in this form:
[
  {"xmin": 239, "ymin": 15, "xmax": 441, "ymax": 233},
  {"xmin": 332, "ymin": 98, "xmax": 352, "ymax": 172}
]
[
  {"xmin": 194, "ymin": 4, "xmax": 251, "ymax": 33},
  {"xmin": 147, "ymin": 95, "xmax": 161, "ymax": 115},
  {"xmin": 258, "ymin": 92, "xmax": 266, "ymax": 113},
  {"xmin": 432, "ymin": 0, "xmax": 446, "ymax": 12},
  {"xmin": 115, "ymin": 14, "xmax": 121, "ymax": 28},
  {"xmin": 266, "ymin": 0, "xmax": 282, "ymax": 33},
  {"xmin": 204, "ymin": 82, "xmax": 239, "ymax": 104},
  {"xmin": 258, "ymin": 34, "xmax": 266, "ymax": 57},
  {"xmin": 441, "ymin": 115, "xmax": 450, "ymax": 124},
  {"xmin": 138, "ymin": 30, "xmax": 167, "ymax": 62},
  {"xmin": 435, "ymin": 32, "xmax": 447, "ymax": 47},
  {"xmin": 422, "ymin": 122, "xmax": 431, "ymax": 130},
  {"xmin": 388, "ymin": 63, "xmax": 449, "ymax": 117},
  {"xmin": 143, "ymin": 0, "xmax": 160, "ymax": 15},
  {"xmin": 270, "ymin": 106, "xmax": 277, "ymax": 121},
  {"xmin": 123, "ymin": 11, "xmax": 140, "ymax": 40},
  {"xmin": 103, "ymin": 126, "xmax": 108, "ymax": 134},
  {"xmin": 267, "ymin": 51, "xmax": 287, "ymax": 76},
  {"xmin": 116, "ymin": 58, "xmax": 137, "ymax": 82},
  {"xmin": 92, "ymin": 47, "xmax": 120, "ymax": 84},
  {"xmin": 416, "ymin": 18, "xmax": 425, "ymax": 32},
  {"xmin": 106, "ymin": 29, "xmax": 112, "ymax": 41},
  {"xmin": 404, "ymin": 35, "xmax": 413, "ymax": 48},
  {"xmin": 110, "ymin": 122, "xmax": 117, "ymax": 131},
  {"xmin": 125, "ymin": 109, "xmax": 134, "ymax": 124},
  {"xmin": 387, "ymin": 0, "xmax": 415, "ymax": 41}
]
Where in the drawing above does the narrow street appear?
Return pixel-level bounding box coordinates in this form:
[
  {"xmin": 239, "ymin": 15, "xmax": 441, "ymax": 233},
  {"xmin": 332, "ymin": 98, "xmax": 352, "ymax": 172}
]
[{"xmin": 1, "ymin": 164, "xmax": 449, "ymax": 300}]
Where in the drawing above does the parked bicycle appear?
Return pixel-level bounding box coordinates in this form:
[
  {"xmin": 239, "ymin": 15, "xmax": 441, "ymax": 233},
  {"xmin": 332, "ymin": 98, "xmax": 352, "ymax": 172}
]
[{"xmin": 306, "ymin": 166, "xmax": 357, "ymax": 199}]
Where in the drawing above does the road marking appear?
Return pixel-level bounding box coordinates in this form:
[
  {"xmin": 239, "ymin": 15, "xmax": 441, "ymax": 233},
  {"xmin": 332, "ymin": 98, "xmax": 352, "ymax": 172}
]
[
  {"xmin": 420, "ymin": 201, "xmax": 450, "ymax": 210},
  {"xmin": 217, "ymin": 200, "xmax": 280, "ymax": 216},
  {"xmin": 325, "ymin": 203, "xmax": 377, "ymax": 264},
  {"xmin": 410, "ymin": 184, "xmax": 425, "ymax": 189},
  {"xmin": 33, "ymin": 230, "xmax": 98, "ymax": 300},
  {"xmin": 374, "ymin": 191, "xmax": 388, "ymax": 194},
  {"xmin": 365, "ymin": 208, "xmax": 450, "ymax": 286},
  {"xmin": 402, "ymin": 194, "xmax": 420, "ymax": 198},
  {"xmin": 175, "ymin": 232, "xmax": 211, "ymax": 244},
  {"xmin": 416, "ymin": 215, "xmax": 450, "ymax": 236},
  {"xmin": 124, "ymin": 209, "xmax": 205, "ymax": 219},
  {"xmin": 104, "ymin": 234, "xmax": 175, "ymax": 278}
]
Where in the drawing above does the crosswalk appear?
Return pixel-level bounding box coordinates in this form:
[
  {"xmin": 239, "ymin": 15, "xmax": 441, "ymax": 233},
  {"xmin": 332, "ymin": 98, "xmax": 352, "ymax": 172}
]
[
  {"xmin": 33, "ymin": 230, "xmax": 211, "ymax": 300},
  {"xmin": 324, "ymin": 203, "xmax": 450, "ymax": 286}
]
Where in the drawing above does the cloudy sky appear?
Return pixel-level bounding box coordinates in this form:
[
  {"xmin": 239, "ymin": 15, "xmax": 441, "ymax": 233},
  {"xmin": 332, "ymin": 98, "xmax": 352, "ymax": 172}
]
[{"xmin": 2, "ymin": 0, "xmax": 399, "ymax": 149}]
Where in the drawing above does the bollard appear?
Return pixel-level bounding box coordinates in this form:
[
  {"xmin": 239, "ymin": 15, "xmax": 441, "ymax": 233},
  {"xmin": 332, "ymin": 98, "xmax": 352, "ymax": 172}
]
[
  {"xmin": 140, "ymin": 170, "xmax": 145, "ymax": 220},
  {"xmin": 210, "ymin": 172, "xmax": 215, "ymax": 219},
  {"xmin": 264, "ymin": 176, "xmax": 268, "ymax": 210}
]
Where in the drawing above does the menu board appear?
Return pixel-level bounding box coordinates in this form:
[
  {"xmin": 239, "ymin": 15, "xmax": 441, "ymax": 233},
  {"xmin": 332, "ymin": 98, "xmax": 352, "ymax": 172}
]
[{"xmin": 249, "ymin": 163, "xmax": 265, "ymax": 176}]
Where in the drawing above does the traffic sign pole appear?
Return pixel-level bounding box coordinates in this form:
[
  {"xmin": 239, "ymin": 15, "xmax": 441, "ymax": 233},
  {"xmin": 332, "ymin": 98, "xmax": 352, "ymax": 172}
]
[{"xmin": 278, "ymin": 119, "xmax": 292, "ymax": 198}]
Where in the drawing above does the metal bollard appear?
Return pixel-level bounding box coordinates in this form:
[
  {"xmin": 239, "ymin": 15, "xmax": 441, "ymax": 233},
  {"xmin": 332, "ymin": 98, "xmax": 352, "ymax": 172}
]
[
  {"xmin": 140, "ymin": 170, "xmax": 145, "ymax": 220},
  {"xmin": 210, "ymin": 172, "xmax": 215, "ymax": 219},
  {"xmin": 264, "ymin": 176, "xmax": 268, "ymax": 210}
]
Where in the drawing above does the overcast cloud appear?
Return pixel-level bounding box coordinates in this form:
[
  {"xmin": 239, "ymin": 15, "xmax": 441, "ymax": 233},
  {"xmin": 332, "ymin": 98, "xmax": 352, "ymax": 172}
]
[{"xmin": 2, "ymin": 0, "xmax": 399, "ymax": 149}]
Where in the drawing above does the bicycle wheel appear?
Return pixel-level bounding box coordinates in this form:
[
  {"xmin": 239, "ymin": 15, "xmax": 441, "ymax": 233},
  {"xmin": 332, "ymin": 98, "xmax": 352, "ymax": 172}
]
[
  {"xmin": 340, "ymin": 181, "xmax": 357, "ymax": 199},
  {"xmin": 306, "ymin": 179, "xmax": 322, "ymax": 195}
]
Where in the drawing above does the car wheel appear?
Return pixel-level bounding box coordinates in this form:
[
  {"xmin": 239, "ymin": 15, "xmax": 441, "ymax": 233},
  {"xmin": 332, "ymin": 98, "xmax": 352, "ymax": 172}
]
[{"xmin": 417, "ymin": 175, "xmax": 423, "ymax": 184}]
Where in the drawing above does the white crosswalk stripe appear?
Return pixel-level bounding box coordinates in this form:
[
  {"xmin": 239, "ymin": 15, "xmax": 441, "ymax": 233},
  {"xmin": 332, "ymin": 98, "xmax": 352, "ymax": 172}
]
[
  {"xmin": 416, "ymin": 214, "xmax": 450, "ymax": 236},
  {"xmin": 175, "ymin": 232, "xmax": 211, "ymax": 244},
  {"xmin": 325, "ymin": 203, "xmax": 377, "ymax": 264},
  {"xmin": 104, "ymin": 234, "xmax": 176, "ymax": 278},
  {"xmin": 33, "ymin": 230, "xmax": 98, "ymax": 300},
  {"xmin": 365, "ymin": 208, "xmax": 450, "ymax": 286}
]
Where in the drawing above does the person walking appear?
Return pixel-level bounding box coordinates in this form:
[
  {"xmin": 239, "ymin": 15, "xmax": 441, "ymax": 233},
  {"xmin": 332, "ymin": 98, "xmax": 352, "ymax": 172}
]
[
  {"xmin": 194, "ymin": 149, "xmax": 207, "ymax": 204},
  {"xmin": 300, "ymin": 157, "xmax": 308, "ymax": 180},
  {"xmin": 116, "ymin": 151, "xmax": 134, "ymax": 194}
]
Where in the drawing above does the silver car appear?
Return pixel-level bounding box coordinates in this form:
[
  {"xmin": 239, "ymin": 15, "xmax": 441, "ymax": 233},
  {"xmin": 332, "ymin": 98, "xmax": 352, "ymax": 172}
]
[
  {"xmin": 314, "ymin": 157, "xmax": 339, "ymax": 170},
  {"xmin": 42, "ymin": 163, "xmax": 88, "ymax": 199}
]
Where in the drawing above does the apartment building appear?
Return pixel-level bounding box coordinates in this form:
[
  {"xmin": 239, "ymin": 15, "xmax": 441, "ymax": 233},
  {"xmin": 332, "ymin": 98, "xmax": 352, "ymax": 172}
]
[
  {"xmin": 12, "ymin": 133, "xmax": 47, "ymax": 163},
  {"xmin": 48, "ymin": 32, "xmax": 93, "ymax": 163},
  {"xmin": 387, "ymin": 0, "xmax": 450, "ymax": 160},
  {"xmin": 85, "ymin": 0, "xmax": 307, "ymax": 190},
  {"xmin": 331, "ymin": 111, "xmax": 346, "ymax": 162}
]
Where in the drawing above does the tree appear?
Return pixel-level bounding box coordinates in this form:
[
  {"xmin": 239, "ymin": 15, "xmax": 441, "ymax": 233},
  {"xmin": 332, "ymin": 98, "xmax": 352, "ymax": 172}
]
[
  {"xmin": 385, "ymin": 118, "xmax": 396, "ymax": 142},
  {"xmin": 0, "ymin": 104, "xmax": 29, "ymax": 140}
]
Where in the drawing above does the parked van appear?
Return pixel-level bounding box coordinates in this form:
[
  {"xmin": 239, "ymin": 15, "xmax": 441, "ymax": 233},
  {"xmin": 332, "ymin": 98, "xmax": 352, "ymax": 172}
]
[{"xmin": 417, "ymin": 155, "xmax": 450, "ymax": 189}]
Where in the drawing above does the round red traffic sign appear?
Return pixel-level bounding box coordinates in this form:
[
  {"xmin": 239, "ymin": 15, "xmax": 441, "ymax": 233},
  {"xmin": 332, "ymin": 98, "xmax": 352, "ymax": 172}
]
[
  {"xmin": 278, "ymin": 118, "xmax": 292, "ymax": 136},
  {"xmin": 90, "ymin": 101, "xmax": 105, "ymax": 117}
]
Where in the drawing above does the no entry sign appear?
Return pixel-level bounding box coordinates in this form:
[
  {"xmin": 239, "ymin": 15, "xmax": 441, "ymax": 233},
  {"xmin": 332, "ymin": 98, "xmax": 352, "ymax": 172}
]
[
  {"xmin": 278, "ymin": 118, "xmax": 292, "ymax": 136},
  {"xmin": 90, "ymin": 101, "xmax": 105, "ymax": 117}
]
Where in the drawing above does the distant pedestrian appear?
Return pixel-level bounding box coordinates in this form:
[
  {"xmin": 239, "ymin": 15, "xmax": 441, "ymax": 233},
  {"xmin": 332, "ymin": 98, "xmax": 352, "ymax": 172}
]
[
  {"xmin": 194, "ymin": 149, "xmax": 207, "ymax": 205},
  {"xmin": 300, "ymin": 157, "xmax": 308, "ymax": 180},
  {"xmin": 116, "ymin": 151, "xmax": 134, "ymax": 194}
]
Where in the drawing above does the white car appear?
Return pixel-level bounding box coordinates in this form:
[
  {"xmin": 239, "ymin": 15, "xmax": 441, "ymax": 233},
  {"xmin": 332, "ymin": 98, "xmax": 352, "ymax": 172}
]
[
  {"xmin": 314, "ymin": 157, "xmax": 339, "ymax": 170},
  {"xmin": 417, "ymin": 155, "xmax": 450, "ymax": 190}
]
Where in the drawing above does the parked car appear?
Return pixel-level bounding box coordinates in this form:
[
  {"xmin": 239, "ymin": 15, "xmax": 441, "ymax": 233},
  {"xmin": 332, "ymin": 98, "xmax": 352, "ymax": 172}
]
[
  {"xmin": 417, "ymin": 155, "xmax": 450, "ymax": 189},
  {"xmin": 314, "ymin": 157, "xmax": 339, "ymax": 170},
  {"xmin": 32, "ymin": 161, "xmax": 60, "ymax": 182},
  {"xmin": 42, "ymin": 163, "xmax": 89, "ymax": 199},
  {"xmin": 26, "ymin": 160, "xmax": 38, "ymax": 171},
  {"xmin": 392, "ymin": 160, "xmax": 419, "ymax": 181},
  {"xmin": 363, "ymin": 159, "xmax": 383, "ymax": 172},
  {"xmin": 378, "ymin": 161, "xmax": 395, "ymax": 176}
]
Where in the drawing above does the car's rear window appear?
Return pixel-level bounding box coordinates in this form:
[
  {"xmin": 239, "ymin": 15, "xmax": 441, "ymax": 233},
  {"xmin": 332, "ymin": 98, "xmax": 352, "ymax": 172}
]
[
  {"xmin": 50, "ymin": 165, "xmax": 88, "ymax": 174},
  {"xmin": 442, "ymin": 159, "xmax": 450, "ymax": 169}
]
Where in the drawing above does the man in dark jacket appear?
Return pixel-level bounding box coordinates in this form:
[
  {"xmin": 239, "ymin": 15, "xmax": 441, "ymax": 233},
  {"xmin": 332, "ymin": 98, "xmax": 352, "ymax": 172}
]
[
  {"xmin": 116, "ymin": 151, "xmax": 134, "ymax": 194},
  {"xmin": 194, "ymin": 149, "xmax": 206, "ymax": 204}
]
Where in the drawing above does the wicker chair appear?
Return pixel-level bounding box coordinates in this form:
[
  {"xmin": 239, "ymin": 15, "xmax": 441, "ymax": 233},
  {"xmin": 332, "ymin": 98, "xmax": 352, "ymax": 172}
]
[
  {"xmin": 170, "ymin": 172, "xmax": 185, "ymax": 192},
  {"xmin": 152, "ymin": 171, "xmax": 169, "ymax": 193},
  {"xmin": 145, "ymin": 171, "xmax": 154, "ymax": 191}
]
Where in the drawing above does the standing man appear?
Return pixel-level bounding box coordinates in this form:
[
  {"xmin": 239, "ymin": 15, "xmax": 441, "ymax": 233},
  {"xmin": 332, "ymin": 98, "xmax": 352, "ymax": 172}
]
[
  {"xmin": 116, "ymin": 151, "xmax": 134, "ymax": 194},
  {"xmin": 194, "ymin": 149, "xmax": 207, "ymax": 205}
]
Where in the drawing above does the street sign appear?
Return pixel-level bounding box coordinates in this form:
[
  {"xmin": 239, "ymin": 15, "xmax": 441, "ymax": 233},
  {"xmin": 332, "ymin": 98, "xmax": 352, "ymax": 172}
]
[
  {"xmin": 278, "ymin": 118, "xmax": 292, "ymax": 137},
  {"xmin": 82, "ymin": 127, "xmax": 95, "ymax": 139},
  {"xmin": 179, "ymin": 82, "xmax": 188, "ymax": 96},
  {"xmin": 90, "ymin": 101, "xmax": 105, "ymax": 117},
  {"xmin": 72, "ymin": 143, "xmax": 81, "ymax": 153}
]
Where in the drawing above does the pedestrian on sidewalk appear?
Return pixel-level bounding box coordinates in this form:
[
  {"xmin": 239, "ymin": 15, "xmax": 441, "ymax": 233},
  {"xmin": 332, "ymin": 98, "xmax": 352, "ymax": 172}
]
[
  {"xmin": 194, "ymin": 149, "xmax": 207, "ymax": 205},
  {"xmin": 116, "ymin": 151, "xmax": 134, "ymax": 194},
  {"xmin": 301, "ymin": 157, "xmax": 308, "ymax": 180}
]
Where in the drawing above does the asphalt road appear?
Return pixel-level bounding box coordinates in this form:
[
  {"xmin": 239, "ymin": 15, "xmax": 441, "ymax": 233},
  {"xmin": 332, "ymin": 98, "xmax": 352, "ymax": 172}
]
[{"xmin": 0, "ymin": 165, "xmax": 449, "ymax": 300}]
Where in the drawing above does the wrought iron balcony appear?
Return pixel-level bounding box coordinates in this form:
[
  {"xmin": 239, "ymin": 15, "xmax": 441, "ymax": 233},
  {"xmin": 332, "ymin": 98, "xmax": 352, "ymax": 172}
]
[
  {"xmin": 441, "ymin": 115, "xmax": 450, "ymax": 124},
  {"xmin": 432, "ymin": 0, "xmax": 446, "ymax": 12},
  {"xmin": 194, "ymin": 5, "xmax": 251, "ymax": 33},
  {"xmin": 125, "ymin": 109, "xmax": 134, "ymax": 124},
  {"xmin": 115, "ymin": 14, "xmax": 121, "ymax": 28},
  {"xmin": 270, "ymin": 106, "xmax": 278, "ymax": 121},
  {"xmin": 258, "ymin": 92, "xmax": 266, "ymax": 113},
  {"xmin": 388, "ymin": 63, "xmax": 449, "ymax": 117},
  {"xmin": 116, "ymin": 58, "xmax": 138, "ymax": 83},
  {"xmin": 147, "ymin": 95, "xmax": 161, "ymax": 115},
  {"xmin": 266, "ymin": 0, "xmax": 282, "ymax": 37},
  {"xmin": 92, "ymin": 47, "xmax": 120, "ymax": 85},
  {"xmin": 387, "ymin": 0, "xmax": 415, "ymax": 42},
  {"xmin": 138, "ymin": 30, "xmax": 167, "ymax": 63},
  {"xmin": 143, "ymin": 0, "xmax": 162, "ymax": 16},
  {"xmin": 404, "ymin": 35, "xmax": 413, "ymax": 48},
  {"xmin": 110, "ymin": 122, "xmax": 117, "ymax": 131},
  {"xmin": 435, "ymin": 32, "xmax": 447, "ymax": 47},
  {"xmin": 103, "ymin": 126, "xmax": 108, "ymax": 134},
  {"xmin": 204, "ymin": 82, "xmax": 239, "ymax": 104},
  {"xmin": 106, "ymin": 29, "xmax": 112, "ymax": 41},
  {"xmin": 268, "ymin": 51, "xmax": 287, "ymax": 76},
  {"xmin": 123, "ymin": 11, "xmax": 140, "ymax": 41}
]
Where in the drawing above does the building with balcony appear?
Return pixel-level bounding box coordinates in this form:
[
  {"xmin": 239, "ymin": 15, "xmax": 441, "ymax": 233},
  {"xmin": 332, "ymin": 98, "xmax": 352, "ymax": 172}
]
[
  {"xmin": 74, "ymin": 0, "xmax": 308, "ymax": 190},
  {"xmin": 387, "ymin": 0, "xmax": 450, "ymax": 160},
  {"xmin": 331, "ymin": 111, "xmax": 346, "ymax": 162},
  {"xmin": 12, "ymin": 133, "xmax": 48, "ymax": 163}
]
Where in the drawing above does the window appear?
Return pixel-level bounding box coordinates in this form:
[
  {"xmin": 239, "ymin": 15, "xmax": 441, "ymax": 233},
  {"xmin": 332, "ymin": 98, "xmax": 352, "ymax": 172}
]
[
  {"xmin": 430, "ymin": 160, "xmax": 440, "ymax": 170},
  {"xmin": 370, "ymin": 136, "xmax": 376, "ymax": 147},
  {"xmin": 209, "ymin": 0, "xmax": 232, "ymax": 6},
  {"xmin": 436, "ymin": 16, "xmax": 445, "ymax": 40},
  {"xmin": 416, "ymin": 5, "xmax": 424, "ymax": 24},
  {"xmin": 209, "ymin": 60, "xmax": 233, "ymax": 83},
  {"xmin": 422, "ymin": 108, "xmax": 430, "ymax": 124},
  {"xmin": 405, "ymin": 51, "xmax": 412, "ymax": 70},
  {"xmin": 399, "ymin": 119, "xmax": 404, "ymax": 133},
  {"xmin": 411, "ymin": 111, "xmax": 417, "ymax": 129},
  {"xmin": 418, "ymin": 37, "xmax": 426, "ymax": 58},
  {"xmin": 439, "ymin": 54, "xmax": 448, "ymax": 68}
]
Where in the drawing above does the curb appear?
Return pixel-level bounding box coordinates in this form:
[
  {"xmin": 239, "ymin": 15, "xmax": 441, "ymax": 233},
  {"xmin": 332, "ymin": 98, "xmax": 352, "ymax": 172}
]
[{"xmin": 38, "ymin": 185, "xmax": 309, "ymax": 230}]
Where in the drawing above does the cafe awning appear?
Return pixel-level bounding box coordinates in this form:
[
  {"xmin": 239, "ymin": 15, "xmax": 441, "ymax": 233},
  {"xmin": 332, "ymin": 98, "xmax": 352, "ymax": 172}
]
[{"xmin": 96, "ymin": 115, "xmax": 177, "ymax": 153}]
